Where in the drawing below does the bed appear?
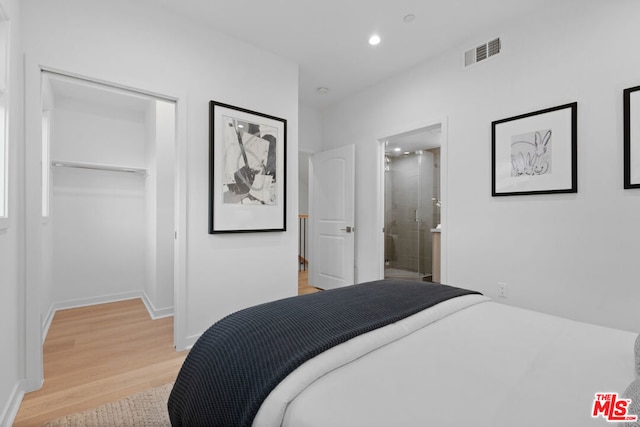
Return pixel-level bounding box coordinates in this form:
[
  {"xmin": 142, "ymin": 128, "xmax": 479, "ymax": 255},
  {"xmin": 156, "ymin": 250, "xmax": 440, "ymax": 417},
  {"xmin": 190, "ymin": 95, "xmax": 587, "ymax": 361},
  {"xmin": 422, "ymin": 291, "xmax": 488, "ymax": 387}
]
[{"xmin": 168, "ymin": 280, "xmax": 640, "ymax": 427}]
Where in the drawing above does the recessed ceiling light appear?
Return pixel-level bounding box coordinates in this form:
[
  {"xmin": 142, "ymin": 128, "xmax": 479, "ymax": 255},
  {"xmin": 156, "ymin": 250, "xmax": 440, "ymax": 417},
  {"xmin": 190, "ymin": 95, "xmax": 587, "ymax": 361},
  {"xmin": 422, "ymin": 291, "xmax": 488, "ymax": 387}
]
[
  {"xmin": 316, "ymin": 87, "xmax": 329, "ymax": 95},
  {"xmin": 369, "ymin": 34, "xmax": 381, "ymax": 46},
  {"xmin": 393, "ymin": 147, "xmax": 402, "ymax": 152},
  {"xmin": 403, "ymin": 14, "xmax": 416, "ymax": 23}
]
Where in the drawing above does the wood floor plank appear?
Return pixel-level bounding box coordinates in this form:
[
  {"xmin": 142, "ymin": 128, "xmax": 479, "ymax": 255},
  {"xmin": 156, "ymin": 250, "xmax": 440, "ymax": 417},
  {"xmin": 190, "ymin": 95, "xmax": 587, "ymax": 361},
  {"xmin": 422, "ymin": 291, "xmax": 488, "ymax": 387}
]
[
  {"xmin": 15, "ymin": 273, "xmax": 314, "ymax": 426},
  {"xmin": 14, "ymin": 299, "xmax": 188, "ymax": 427},
  {"xmin": 298, "ymin": 270, "xmax": 322, "ymax": 295}
]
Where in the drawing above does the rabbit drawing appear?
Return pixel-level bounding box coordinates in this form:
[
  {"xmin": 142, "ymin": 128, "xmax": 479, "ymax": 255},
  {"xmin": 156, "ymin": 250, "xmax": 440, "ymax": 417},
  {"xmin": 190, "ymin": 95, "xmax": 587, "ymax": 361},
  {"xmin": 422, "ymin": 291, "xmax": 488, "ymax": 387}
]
[{"xmin": 511, "ymin": 130, "xmax": 551, "ymax": 177}]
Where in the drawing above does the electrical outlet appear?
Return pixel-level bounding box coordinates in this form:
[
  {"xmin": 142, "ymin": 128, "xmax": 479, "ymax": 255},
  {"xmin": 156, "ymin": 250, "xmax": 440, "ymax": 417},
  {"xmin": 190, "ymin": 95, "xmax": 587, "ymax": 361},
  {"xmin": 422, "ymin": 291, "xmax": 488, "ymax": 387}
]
[{"xmin": 498, "ymin": 283, "xmax": 508, "ymax": 298}]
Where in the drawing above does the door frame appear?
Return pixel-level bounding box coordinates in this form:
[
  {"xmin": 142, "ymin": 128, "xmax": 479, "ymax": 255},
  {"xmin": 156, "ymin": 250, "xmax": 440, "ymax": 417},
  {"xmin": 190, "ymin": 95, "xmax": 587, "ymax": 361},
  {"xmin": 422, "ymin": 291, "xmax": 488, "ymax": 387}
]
[
  {"xmin": 376, "ymin": 117, "xmax": 449, "ymax": 283},
  {"xmin": 23, "ymin": 58, "xmax": 189, "ymax": 391}
]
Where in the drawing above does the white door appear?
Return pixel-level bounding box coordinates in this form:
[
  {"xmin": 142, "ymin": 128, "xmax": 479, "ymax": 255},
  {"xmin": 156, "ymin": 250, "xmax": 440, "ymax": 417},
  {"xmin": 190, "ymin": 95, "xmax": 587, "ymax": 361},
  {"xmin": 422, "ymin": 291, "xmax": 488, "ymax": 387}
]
[{"xmin": 310, "ymin": 145, "xmax": 355, "ymax": 289}]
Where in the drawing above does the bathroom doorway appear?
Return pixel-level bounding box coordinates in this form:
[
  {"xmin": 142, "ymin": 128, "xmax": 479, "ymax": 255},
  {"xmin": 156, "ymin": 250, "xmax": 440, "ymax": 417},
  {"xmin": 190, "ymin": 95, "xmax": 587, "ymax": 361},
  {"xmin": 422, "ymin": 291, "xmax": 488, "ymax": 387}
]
[{"xmin": 383, "ymin": 125, "xmax": 441, "ymax": 281}]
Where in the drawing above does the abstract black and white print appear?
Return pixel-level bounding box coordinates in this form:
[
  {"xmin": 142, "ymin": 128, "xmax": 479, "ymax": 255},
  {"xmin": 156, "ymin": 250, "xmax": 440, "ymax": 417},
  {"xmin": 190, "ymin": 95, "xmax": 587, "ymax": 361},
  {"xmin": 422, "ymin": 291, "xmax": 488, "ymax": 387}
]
[
  {"xmin": 222, "ymin": 115, "xmax": 278, "ymax": 205},
  {"xmin": 511, "ymin": 129, "xmax": 552, "ymax": 177}
]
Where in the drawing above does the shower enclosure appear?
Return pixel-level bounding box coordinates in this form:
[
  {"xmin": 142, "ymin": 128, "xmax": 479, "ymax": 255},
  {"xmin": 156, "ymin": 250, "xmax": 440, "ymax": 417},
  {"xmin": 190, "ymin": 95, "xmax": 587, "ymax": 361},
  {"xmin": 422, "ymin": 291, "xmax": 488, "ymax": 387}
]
[{"xmin": 384, "ymin": 148, "xmax": 440, "ymax": 281}]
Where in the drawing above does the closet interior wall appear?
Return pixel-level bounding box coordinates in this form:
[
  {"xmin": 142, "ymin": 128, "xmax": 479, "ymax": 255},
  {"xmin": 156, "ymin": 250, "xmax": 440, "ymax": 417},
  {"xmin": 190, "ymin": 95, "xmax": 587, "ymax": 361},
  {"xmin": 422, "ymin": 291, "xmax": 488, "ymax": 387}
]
[
  {"xmin": 144, "ymin": 100, "xmax": 175, "ymax": 315},
  {"xmin": 41, "ymin": 75, "xmax": 175, "ymax": 330}
]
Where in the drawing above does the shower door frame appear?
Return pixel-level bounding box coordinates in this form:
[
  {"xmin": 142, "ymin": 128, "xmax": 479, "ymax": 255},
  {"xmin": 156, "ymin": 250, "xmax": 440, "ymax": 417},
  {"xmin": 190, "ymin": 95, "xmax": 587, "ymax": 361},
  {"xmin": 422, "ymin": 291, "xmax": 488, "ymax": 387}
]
[
  {"xmin": 383, "ymin": 151, "xmax": 434, "ymax": 279},
  {"xmin": 376, "ymin": 117, "xmax": 449, "ymax": 283}
]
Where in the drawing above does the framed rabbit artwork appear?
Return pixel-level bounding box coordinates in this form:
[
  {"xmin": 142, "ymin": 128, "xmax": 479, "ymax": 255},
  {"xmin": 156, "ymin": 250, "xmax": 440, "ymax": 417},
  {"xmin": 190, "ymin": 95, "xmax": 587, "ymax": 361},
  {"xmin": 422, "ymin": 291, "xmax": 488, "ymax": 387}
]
[
  {"xmin": 491, "ymin": 102, "xmax": 577, "ymax": 196},
  {"xmin": 624, "ymin": 85, "xmax": 640, "ymax": 189}
]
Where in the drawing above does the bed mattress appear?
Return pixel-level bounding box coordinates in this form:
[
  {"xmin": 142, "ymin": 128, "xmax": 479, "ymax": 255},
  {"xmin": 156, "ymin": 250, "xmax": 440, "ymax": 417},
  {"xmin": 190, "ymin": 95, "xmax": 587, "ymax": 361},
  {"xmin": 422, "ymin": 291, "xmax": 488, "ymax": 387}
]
[
  {"xmin": 255, "ymin": 295, "xmax": 636, "ymax": 427},
  {"xmin": 253, "ymin": 296, "xmax": 636, "ymax": 427},
  {"xmin": 168, "ymin": 280, "xmax": 637, "ymax": 427}
]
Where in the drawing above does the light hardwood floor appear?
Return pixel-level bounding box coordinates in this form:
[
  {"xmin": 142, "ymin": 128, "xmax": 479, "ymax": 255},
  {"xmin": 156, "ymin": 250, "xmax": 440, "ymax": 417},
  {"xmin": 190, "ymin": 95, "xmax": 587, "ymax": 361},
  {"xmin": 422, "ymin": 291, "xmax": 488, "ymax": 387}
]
[
  {"xmin": 14, "ymin": 299, "xmax": 188, "ymax": 427},
  {"xmin": 298, "ymin": 270, "xmax": 322, "ymax": 295},
  {"xmin": 15, "ymin": 272, "xmax": 320, "ymax": 426}
]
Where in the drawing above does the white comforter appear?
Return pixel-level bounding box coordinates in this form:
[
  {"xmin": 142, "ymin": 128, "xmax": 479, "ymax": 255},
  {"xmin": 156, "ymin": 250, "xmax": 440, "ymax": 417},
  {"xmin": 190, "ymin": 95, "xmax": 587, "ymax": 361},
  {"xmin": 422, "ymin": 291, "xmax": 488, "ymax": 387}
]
[{"xmin": 253, "ymin": 295, "xmax": 637, "ymax": 427}]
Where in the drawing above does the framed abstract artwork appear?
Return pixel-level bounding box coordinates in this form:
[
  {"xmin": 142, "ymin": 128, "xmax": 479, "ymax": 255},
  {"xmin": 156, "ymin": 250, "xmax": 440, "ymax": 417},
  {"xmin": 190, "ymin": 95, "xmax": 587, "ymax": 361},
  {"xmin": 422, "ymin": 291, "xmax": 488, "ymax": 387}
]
[
  {"xmin": 624, "ymin": 85, "xmax": 640, "ymax": 189},
  {"xmin": 492, "ymin": 102, "xmax": 577, "ymax": 196},
  {"xmin": 209, "ymin": 101, "xmax": 287, "ymax": 233}
]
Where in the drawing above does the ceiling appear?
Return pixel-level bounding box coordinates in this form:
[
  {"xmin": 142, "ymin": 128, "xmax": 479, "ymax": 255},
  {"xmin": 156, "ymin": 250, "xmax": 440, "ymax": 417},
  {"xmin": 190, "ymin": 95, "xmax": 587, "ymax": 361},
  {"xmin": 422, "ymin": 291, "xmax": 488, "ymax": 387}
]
[
  {"xmin": 145, "ymin": 0, "xmax": 557, "ymax": 110},
  {"xmin": 385, "ymin": 124, "xmax": 442, "ymax": 157}
]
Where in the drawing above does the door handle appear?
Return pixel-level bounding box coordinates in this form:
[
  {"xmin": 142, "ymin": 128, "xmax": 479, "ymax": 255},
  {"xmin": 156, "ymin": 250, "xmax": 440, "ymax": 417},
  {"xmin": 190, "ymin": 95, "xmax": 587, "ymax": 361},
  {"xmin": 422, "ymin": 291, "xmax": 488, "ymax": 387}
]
[{"xmin": 340, "ymin": 226, "xmax": 354, "ymax": 233}]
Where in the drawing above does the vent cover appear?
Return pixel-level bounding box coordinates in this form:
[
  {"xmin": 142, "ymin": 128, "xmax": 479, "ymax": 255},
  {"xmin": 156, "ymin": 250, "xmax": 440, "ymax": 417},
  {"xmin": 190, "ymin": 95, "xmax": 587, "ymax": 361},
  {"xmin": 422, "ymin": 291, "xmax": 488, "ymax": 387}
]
[
  {"xmin": 465, "ymin": 37, "xmax": 501, "ymax": 67},
  {"xmin": 476, "ymin": 44, "xmax": 487, "ymax": 62},
  {"xmin": 488, "ymin": 37, "xmax": 501, "ymax": 56}
]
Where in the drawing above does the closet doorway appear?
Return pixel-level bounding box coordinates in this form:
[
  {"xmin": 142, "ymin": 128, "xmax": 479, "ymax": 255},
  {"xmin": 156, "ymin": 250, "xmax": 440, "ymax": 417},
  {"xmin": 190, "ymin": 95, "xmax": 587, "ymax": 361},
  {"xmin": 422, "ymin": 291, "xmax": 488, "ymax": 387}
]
[
  {"xmin": 382, "ymin": 125, "xmax": 442, "ymax": 282},
  {"xmin": 40, "ymin": 72, "xmax": 177, "ymax": 332}
]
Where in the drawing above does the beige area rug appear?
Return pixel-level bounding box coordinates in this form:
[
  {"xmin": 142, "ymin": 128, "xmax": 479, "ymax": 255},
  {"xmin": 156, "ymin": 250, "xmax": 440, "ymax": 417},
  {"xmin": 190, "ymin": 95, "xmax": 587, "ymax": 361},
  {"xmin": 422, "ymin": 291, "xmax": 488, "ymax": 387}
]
[{"xmin": 43, "ymin": 383, "xmax": 173, "ymax": 427}]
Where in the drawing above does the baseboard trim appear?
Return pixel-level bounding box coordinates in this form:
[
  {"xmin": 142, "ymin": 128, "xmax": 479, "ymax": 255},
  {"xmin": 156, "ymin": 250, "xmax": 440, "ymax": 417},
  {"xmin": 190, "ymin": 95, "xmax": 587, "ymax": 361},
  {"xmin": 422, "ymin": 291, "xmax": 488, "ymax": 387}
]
[
  {"xmin": 41, "ymin": 292, "xmax": 175, "ymax": 343},
  {"xmin": 184, "ymin": 334, "xmax": 200, "ymax": 350},
  {"xmin": 52, "ymin": 291, "xmax": 143, "ymax": 312},
  {"xmin": 41, "ymin": 291, "xmax": 146, "ymax": 343},
  {"xmin": 141, "ymin": 293, "xmax": 174, "ymax": 320},
  {"xmin": 41, "ymin": 305, "xmax": 55, "ymax": 344},
  {"xmin": 0, "ymin": 380, "xmax": 24, "ymax": 427}
]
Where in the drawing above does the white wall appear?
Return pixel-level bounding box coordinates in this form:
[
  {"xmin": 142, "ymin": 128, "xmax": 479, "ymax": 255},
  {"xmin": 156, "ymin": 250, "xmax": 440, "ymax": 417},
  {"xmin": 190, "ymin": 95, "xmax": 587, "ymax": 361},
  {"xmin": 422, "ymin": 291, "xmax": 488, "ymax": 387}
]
[
  {"xmin": 154, "ymin": 101, "xmax": 175, "ymax": 312},
  {"xmin": 40, "ymin": 109, "xmax": 53, "ymax": 336},
  {"xmin": 50, "ymin": 96, "xmax": 147, "ymax": 303},
  {"xmin": 299, "ymin": 105, "xmax": 323, "ymax": 153},
  {"xmin": 22, "ymin": 0, "xmax": 299, "ymax": 346},
  {"xmin": 40, "ymin": 86, "xmax": 54, "ymax": 336},
  {"xmin": 321, "ymin": 0, "xmax": 640, "ymax": 332},
  {"xmin": 144, "ymin": 102, "xmax": 158, "ymax": 309},
  {"xmin": 298, "ymin": 152, "xmax": 310, "ymax": 216},
  {"xmin": 298, "ymin": 105, "xmax": 322, "ymax": 229},
  {"xmin": 144, "ymin": 100, "xmax": 175, "ymax": 315},
  {"xmin": 0, "ymin": 0, "xmax": 22, "ymax": 424}
]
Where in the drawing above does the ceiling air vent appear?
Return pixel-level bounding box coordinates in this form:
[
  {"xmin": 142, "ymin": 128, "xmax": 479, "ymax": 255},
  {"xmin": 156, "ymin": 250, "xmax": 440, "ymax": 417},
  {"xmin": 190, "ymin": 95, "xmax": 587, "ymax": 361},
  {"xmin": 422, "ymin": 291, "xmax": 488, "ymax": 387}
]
[
  {"xmin": 488, "ymin": 37, "xmax": 501, "ymax": 57},
  {"xmin": 476, "ymin": 44, "xmax": 487, "ymax": 62},
  {"xmin": 464, "ymin": 37, "xmax": 501, "ymax": 67}
]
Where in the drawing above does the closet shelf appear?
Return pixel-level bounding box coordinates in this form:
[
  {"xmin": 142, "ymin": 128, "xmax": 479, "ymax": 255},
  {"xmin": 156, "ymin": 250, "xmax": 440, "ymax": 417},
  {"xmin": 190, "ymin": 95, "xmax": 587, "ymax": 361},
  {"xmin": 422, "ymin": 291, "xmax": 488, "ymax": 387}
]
[{"xmin": 51, "ymin": 160, "xmax": 147, "ymax": 176}]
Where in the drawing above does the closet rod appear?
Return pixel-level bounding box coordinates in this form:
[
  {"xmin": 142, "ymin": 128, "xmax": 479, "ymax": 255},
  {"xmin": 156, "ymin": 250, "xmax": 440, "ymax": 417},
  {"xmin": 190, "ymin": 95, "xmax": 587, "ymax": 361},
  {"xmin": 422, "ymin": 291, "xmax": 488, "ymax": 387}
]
[{"xmin": 51, "ymin": 160, "xmax": 147, "ymax": 176}]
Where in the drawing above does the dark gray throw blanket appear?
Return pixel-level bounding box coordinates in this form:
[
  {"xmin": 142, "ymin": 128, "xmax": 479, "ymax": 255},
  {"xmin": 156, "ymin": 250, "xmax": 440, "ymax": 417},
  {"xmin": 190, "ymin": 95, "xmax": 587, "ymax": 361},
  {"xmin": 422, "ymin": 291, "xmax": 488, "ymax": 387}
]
[{"xmin": 167, "ymin": 279, "xmax": 480, "ymax": 427}]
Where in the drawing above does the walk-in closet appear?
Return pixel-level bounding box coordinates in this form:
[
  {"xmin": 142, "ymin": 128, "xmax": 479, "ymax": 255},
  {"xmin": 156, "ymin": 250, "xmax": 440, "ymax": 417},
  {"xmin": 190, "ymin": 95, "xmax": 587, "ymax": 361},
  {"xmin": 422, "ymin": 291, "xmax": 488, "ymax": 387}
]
[{"xmin": 40, "ymin": 72, "xmax": 176, "ymax": 328}]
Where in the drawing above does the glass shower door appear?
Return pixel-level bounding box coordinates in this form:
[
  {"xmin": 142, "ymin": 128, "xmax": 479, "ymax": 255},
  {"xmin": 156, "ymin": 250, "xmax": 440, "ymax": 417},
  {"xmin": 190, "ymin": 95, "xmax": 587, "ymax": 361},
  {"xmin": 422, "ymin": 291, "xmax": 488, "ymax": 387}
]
[{"xmin": 384, "ymin": 150, "xmax": 435, "ymax": 281}]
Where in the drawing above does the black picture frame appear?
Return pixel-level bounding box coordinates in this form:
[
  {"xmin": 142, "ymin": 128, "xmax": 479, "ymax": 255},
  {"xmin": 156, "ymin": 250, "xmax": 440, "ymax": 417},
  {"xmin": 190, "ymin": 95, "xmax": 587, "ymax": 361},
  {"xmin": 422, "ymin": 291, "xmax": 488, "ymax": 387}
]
[
  {"xmin": 209, "ymin": 101, "xmax": 287, "ymax": 233},
  {"xmin": 624, "ymin": 85, "xmax": 640, "ymax": 189},
  {"xmin": 492, "ymin": 102, "xmax": 578, "ymax": 196}
]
